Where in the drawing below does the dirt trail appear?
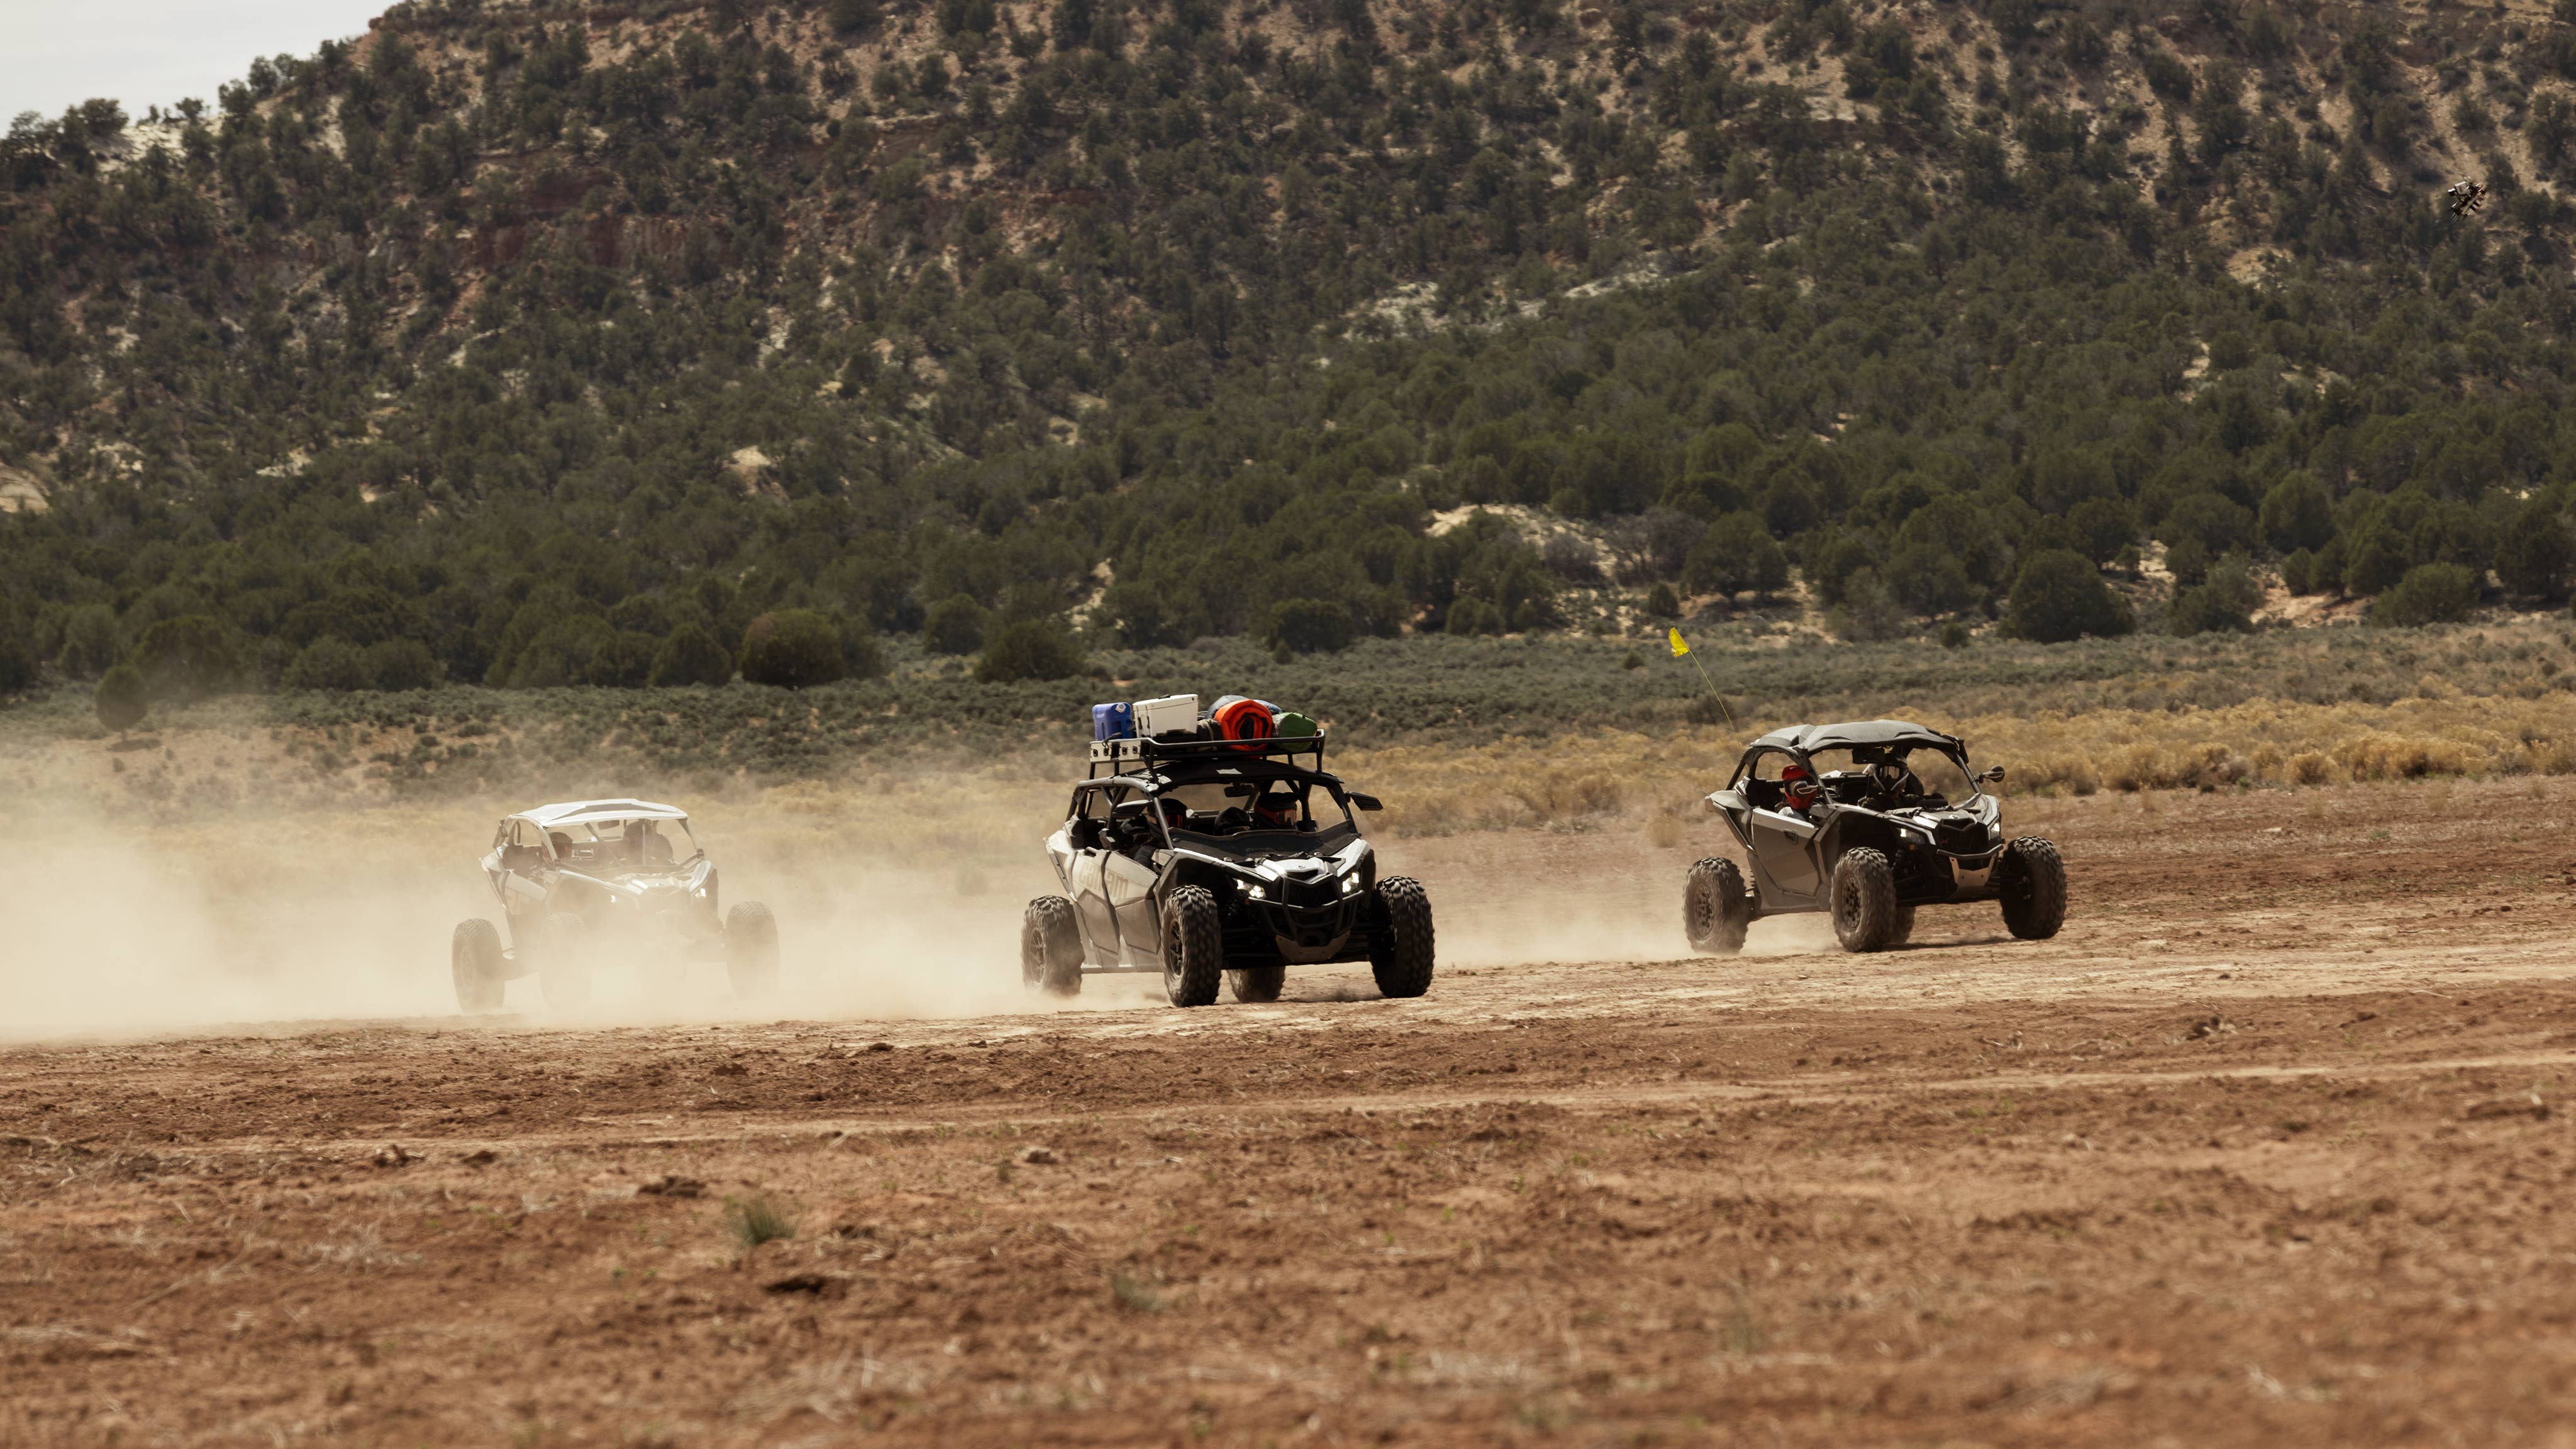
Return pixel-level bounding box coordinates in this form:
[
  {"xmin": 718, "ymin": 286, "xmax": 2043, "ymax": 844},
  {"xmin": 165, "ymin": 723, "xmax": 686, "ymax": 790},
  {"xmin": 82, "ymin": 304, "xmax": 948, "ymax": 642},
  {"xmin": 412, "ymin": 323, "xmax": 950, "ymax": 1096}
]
[{"xmin": 7, "ymin": 779, "xmax": 2576, "ymax": 1446}]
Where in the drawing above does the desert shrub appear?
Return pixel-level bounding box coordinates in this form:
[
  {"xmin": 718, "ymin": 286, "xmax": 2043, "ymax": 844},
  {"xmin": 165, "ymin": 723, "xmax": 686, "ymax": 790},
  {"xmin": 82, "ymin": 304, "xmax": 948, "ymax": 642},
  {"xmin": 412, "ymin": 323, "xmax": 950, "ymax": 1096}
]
[
  {"xmin": 1265, "ymin": 598, "xmax": 1354, "ymax": 655},
  {"xmin": 1884, "ymin": 541, "xmax": 1977, "ymax": 616},
  {"xmin": 2370, "ymin": 563, "xmax": 2480, "ymax": 627},
  {"xmin": 2006, "ymin": 550, "xmax": 2134, "ymax": 643},
  {"xmin": 649, "ymin": 624, "xmax": 732, "ymax": 686},
  {"xmin": 977, "ymin": 619, "xmax": 1086, "ymax": 680},
  {"xmin": 738, "ymin": 610, "xmax": 848, "ymax": 687},
  {"xmin": 1831, "ymin": 568, "xmax": 1908, "ymax": 641},
  {"xmin": 1682, "ymin": 513, "xmax": 1789, "ymax": 597},
  {"xmin": 2280, "ymin": 547, "xmax": 2318, "ymax": 595},
  {"xmin": 2168, "ymin": 555, "xmax": 2263, "ymax": 635},
  {"xmin": 923, "ymin": 594, "xmax": 989, "ymax": 655},
  {"xmin": 1643, "ymin": 581, "xmax": 1679, "ymax": 616},
  {"xmin": 367, "ymin": 638, "xmax": 441, "ymax": 691},
  {"xmin": 54, "ymin": 604, "xmax": 118, "ymax": 679},
  {"xmin": 2258, "ymin": 472, "xmax": 2334, "ymax": 554},
  {"xmin": 282, "ymin": 638, "xmax": 370, "ymax": 691},
  {"xmin": 130, "ymin": 616, "xmax": 242, "ymax": 699},
  {"xmin": 95, "ymin": 664, "xmax": 149, "ymax": 731},
  {"xmin": 2068, "ymin": 499, "xmax": 2138, "ymax": 566},
  {"xmin": 0, "ymin": 596, "xmax": 31, "ymax": 693},
  {"xmin": 2495, "ymin": 498, "xmax": 2575, "ymax": 599}
]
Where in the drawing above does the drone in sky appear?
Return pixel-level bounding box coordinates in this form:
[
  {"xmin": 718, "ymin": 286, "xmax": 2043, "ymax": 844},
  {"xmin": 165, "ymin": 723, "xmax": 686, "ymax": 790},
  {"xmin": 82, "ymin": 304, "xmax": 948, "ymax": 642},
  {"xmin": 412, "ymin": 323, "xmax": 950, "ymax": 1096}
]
[{"xmin": 2445, "ymin": 178, "xmax": 2488, "ymax": 218}]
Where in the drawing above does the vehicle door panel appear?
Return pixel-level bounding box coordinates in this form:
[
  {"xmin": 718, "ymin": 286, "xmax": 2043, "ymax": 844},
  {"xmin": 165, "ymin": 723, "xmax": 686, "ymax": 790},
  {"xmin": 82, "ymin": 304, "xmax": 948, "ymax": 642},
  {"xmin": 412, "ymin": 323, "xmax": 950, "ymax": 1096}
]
[
  {"xmin": 1748, "ymin": 807, "xmax": 1823, "ymax": 904},
  {"xmin": 1106, "ymin": 853, "xmax": 1162, "ymax": 962},
  {"xmin": 1066, "ymin": 848, "xmax": 1117, "ymax": 962}
]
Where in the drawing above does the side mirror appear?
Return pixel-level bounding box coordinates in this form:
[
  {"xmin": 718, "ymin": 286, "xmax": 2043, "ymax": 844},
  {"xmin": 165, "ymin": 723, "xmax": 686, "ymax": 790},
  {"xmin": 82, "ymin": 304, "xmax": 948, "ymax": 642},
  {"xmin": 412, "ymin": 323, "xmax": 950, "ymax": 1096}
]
[
  {"xmin": 1979, "ymin": 765, "xmax": 2006, "ymax": 784},
  {"xmin": 1347, "ymin": 792, "xmax": 1384, "ymax": 812}
]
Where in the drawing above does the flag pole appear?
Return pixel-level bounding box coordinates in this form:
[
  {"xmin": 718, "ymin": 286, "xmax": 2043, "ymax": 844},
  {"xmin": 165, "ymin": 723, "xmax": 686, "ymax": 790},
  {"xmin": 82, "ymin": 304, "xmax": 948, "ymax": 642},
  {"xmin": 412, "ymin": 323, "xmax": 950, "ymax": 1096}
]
[{"xmin": 1667, "ymin": 628, "xmax": 1735, "ymax": 728}]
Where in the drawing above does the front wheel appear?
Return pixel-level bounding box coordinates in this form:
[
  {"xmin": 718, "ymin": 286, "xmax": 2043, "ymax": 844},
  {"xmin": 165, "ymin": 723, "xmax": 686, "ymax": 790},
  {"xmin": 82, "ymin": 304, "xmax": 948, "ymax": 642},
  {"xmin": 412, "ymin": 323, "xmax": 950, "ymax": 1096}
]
[
  {"xmin": 1226, "ymin": 965, "xmax": 1285, "ymax": 1003},
  {"xmin": 1160, "ymin": 887, "xmax": 1223, "ymax": 1008},
  {"xmin": 1683, "ymin": 858, "xmax": 1751, "ymax": 955},
  {"xmin": 451, "ymin": 918, "xmax": 505, "ymax": 1012},
  {"xmin": 1021, "ymin": 896, "xmax": 1083, "ymax": 997},
  {"xmin": 726, "ymin": 901, "xmax": 780, "ymax": 997},
  {"xmin": 1998, "ymin": 836, "xmax": 2068, "ymax": 940},
  {"xmin": 1828, "ymin": 848, "xmax": 1899, "ymax": 953},
  {"xmin": 1368, "ymin": 877, "xmax": 1435, "ymax": 999},
  {"xmin": 1889, "ymin": 906, "xmax": 1916, "ymax": 946}
]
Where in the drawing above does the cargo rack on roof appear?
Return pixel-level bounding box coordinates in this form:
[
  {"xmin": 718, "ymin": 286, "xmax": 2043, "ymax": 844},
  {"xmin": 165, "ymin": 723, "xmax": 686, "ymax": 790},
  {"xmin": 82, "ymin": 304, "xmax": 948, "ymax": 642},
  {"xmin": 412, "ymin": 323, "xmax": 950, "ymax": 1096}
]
[{"xmin": 1085, "ymin": 731, "xmax": 1328, "ymax": 779}]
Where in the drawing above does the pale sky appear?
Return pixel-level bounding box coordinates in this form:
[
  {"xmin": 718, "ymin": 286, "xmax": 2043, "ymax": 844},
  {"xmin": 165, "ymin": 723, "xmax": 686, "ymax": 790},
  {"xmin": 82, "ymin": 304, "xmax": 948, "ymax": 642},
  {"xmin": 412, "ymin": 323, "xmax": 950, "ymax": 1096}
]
[{"xmin": 3, "ymin": 0, "xmax": 387, "ymax": 124}]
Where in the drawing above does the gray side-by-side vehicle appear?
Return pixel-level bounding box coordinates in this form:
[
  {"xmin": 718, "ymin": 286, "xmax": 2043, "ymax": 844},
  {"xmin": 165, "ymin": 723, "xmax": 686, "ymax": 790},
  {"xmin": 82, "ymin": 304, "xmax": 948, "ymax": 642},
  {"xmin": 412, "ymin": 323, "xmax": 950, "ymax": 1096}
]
[
  {"xmin": 450, "ymin": 799, "xmax": 778, "ymax": 1010},
  {"xmin": 1684, "ymin": 720, "xmax": 2067, "ymax": 955}
]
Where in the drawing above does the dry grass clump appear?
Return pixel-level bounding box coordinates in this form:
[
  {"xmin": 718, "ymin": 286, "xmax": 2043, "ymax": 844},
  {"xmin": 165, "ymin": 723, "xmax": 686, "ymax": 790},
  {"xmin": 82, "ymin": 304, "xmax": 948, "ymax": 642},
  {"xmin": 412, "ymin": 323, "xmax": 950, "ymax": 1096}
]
[{"xmin": 1335, "ymin": 689, "xmax": 2576, "ymax": 831}]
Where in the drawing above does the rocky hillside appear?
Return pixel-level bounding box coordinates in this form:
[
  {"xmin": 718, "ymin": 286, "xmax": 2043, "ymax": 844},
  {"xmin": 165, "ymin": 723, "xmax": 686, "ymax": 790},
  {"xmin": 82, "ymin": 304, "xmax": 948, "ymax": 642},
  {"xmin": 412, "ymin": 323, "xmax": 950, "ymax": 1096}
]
[{"xmin": 4, "ymin": 0, "xmax": 2576, "ymax": 695}]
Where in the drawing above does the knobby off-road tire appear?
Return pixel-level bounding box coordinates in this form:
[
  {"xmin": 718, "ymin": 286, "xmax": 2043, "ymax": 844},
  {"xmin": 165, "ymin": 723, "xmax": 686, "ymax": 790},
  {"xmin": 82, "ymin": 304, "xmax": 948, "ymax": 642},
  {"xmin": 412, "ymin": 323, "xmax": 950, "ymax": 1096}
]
[
  {"xmin": 727, "ymin": 901, "xmax": 780, "ymax": 998},
  {"xmin": 1160, "ymin": 887, "xmax": 1223, "ymax": 1008},
  {"xmin": 1683, "ymin": 858, "xmax": 1751, "ymax": 955},
  {"xmin": 535, "ymin": 911, "xmax": 593, "ymax": 1010},
  {"xmin": 1889, "ymin": 906, "xmax": 1917, "ymax": 946},
  {"xmin": 1368, "ymin": 876, "xmax": 1436, "ymax": 999},
  {"xmin": 451, "ymin": 918, "xmax": 506, "ymax": 1012},
  {"xmin": 1829, "ymin": 848, "xmax": 1901, "ymax": 953},
  {"xmin": 1998, "ymin": 836, "xmax": 2068, "ymax": 940},
  {"xmin": 1021, "ymin": 896, "xmax": 1084, "ymax": 997},
  {"xmin": 1226, "ymin": 965, "xmax": 1286, "ymax": 1004}
]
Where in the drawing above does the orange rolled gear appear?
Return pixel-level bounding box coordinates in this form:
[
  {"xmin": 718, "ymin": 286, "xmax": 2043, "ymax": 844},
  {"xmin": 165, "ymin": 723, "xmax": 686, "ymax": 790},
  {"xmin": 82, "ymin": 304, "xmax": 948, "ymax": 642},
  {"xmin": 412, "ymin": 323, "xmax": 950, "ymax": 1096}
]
[{"xmin": 1213, "ymin": 696, "xmax": 1277, "ymax": 753}]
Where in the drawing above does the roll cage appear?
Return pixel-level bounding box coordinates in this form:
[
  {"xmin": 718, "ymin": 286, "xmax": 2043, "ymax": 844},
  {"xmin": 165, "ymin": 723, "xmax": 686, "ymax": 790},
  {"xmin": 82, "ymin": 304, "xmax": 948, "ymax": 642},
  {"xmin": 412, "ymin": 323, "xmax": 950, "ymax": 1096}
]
[{"xmin": 1724, "ymin": 736, "xmax": 1989, "ymax": 816}]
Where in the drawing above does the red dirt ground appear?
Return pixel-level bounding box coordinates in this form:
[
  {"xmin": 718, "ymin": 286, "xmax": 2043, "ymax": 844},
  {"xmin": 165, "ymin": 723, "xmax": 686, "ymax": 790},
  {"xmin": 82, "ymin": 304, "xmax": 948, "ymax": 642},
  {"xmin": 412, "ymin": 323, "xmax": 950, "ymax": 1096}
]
[{"xmin": 8, "ymin": 778, "xmax": 2576, "ymax": 1446}]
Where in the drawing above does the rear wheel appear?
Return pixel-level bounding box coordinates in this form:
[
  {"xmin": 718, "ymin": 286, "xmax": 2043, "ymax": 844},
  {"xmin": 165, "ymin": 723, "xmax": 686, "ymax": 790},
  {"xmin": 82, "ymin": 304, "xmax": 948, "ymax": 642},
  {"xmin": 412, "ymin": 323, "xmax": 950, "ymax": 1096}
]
[
  {"xmin": 1828, "ymin": 849, "xmax": 1899, "ymax": 953},
  {"xmin": 1682, "ymin": 858, "xmax": 1751, "ymax": 955},
  {"xmin": 726, "ymin": 902, "xmax": 780, "ymax": 998},
  {"xmin": 1021, "ymin": 896, "xmax": 1083, "ymax": 997},
  {"xmin": 1368, "ymin": 877, "xmax": 1436, "ymax": 999},
  {"xmin": 450, "ymin": 919, "xmax": 505, "ymax": 1012},
  {"xmin": 1998, "ymin": 836, "xmax": 2068, "ymax": 940},
  {"xmin": 535, "ymin": 911, "xmax": 593, "ymax": 1009},
  {"xmin": 1160, "ymin": 887, "xmax": 1223, "ymax": 1008},
  {"xmin": 1226, "ymin": 965, "xmax": 1286, "ymax": 1003}
]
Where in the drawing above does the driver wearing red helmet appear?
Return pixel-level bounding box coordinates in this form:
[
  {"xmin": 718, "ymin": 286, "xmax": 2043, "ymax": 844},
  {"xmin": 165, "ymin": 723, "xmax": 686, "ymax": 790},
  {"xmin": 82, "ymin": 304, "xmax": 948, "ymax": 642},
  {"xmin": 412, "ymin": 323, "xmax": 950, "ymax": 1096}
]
[{"xmin": 1780, "ymin": 762, "xmax": 1824, "ymax": 814}]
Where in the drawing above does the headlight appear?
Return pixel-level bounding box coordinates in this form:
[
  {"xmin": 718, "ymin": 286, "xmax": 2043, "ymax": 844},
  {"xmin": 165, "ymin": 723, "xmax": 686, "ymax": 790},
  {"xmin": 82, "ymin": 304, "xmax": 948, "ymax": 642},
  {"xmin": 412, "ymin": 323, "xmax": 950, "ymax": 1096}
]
[
  {"xmin": 1340, "ymin": 875, "xmax": 1361, "ymax": 894},
  {"xmin": 1236, "ymin": 879, "xmax": 1268, "ymax": 900}
]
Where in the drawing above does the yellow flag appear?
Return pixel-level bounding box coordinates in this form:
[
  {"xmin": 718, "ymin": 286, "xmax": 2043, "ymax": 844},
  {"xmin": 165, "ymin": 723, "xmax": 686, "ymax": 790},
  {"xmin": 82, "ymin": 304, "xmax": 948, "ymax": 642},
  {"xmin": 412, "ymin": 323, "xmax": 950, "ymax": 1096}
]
[{"xmin": 1667, "ymin": 627, "xmax": 1690, "ymax": 657}]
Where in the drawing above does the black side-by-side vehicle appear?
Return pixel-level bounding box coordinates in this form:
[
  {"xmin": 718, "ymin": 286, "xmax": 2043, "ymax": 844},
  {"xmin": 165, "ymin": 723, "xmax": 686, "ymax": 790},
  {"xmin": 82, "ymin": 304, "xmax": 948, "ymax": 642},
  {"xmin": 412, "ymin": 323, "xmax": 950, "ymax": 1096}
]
[
  {"xmin": 1021, "ymin": 732, "xmax": 1434, "ymax": 1008},
  {"xmin": 1683, "ymin": 719, "xmax": 2067, "ymax": 955}
]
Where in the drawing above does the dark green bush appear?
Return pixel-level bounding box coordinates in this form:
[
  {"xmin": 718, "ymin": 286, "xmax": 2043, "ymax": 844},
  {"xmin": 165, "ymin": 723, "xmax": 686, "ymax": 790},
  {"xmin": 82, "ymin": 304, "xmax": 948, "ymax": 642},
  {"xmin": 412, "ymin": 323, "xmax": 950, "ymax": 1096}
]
[
  {"xmin": 0, "ymin": 596, "xmax": 31, "ymax": 694},
  {"xmin": 2169, "ymin": 555, "xmax": 2263, "ymax": 635},
  {"xmin": 1265, "ymin": 598, "xmax": 1354, "ymax": 655},
  {"xmin": 738, "ymin": 611, "xmax": 848, "ymax": 687},
  {"xmin": 2280, "ymin": 547, "xmax": 2319, "ymax": 595},
  {"xmin": 650, "ymin": 624, "xmax": 733, "ymax": 686},
  {"xmin": 2006, "ymin": 551, "xmax": 2134, "ymax": 643},
  {"xmin": 367, "ymin": 638, "xmax": 442, "ymax": 691},
  {"xmin": 95, "ymin": 664, "xmax": 148, "ymax": 732},
  {"xmin": 977, "ymin": 619, "xmax": 1087, "ymax": 681},
  {"xmin": 2370, "ymin": 564, "xmax": 2481, "ymax": 627},
  {"xmin": 130, "ymin": 616, "xmax": 241, "ymax": 700},
  {"xmin": 923, "ymin": 595, "xmax": 989, "ymax": 655},
  {"xmin": 53, "ymin": 605, "xmax": 118, "ymax": 679},
  {"xmin": 282, "ymin": 639, "xmax": 370, "ymax": 691},
  {"xmin": 2496, "ymin": 498, "xmax": 2574, "ymax": 599}
]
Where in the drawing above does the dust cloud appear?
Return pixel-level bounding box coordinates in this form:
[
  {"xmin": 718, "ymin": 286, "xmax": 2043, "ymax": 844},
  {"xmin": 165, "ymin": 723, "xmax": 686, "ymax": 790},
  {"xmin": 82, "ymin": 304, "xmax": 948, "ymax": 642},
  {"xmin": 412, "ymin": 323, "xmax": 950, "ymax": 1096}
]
[{"xmin": 0, "ymin": 785, "xmax": 1829, "ymax": 1043}]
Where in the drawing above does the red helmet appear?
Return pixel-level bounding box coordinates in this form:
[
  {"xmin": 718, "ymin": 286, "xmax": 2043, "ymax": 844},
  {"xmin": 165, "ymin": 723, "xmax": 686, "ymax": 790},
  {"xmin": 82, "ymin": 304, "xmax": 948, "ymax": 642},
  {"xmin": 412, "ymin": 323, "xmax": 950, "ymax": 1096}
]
[{"xmin": 1780, "ymin": 763, "xmax": 1810, "ymax": 781}]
